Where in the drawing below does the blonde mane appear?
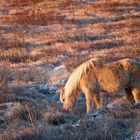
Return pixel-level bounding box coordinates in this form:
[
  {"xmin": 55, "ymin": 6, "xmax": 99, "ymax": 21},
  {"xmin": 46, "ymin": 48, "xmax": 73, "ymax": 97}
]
[{"xmin": 64, "ymin": 59, "xmax": 97, "ymax": 98}]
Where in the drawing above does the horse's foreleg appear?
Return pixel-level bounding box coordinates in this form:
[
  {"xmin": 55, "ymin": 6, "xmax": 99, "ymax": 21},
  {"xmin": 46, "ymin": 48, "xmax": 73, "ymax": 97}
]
[
  {"xmin": 93, "ymin": 93, "xmax": 102, "ymax": 109},
  {"xmin": 84, "ymin": 90, "xmax": 93, "ymax": 114}
]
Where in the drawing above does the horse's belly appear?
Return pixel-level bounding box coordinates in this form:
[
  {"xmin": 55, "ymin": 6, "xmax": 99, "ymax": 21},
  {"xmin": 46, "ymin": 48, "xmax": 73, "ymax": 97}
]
[
  {"xmin": 101, "ymin": 82, "xmax": 123, "ymax": 93},
  {"xmin": 99, "ymin": 77, "xmax": 128, "ymax": 93}
]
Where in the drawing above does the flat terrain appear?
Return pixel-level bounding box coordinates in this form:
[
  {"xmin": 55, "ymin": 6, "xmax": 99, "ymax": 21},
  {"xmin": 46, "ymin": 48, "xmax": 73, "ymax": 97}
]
[{"xmin": 0, "ymin": 0, "xmax": 140, "ymax": 140}]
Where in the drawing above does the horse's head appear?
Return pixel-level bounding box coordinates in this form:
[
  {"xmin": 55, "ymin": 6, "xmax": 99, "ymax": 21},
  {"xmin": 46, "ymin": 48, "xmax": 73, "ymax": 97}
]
[{"xmin": 60, "ymin": 88, "xmax": 76, "ymax": 112}]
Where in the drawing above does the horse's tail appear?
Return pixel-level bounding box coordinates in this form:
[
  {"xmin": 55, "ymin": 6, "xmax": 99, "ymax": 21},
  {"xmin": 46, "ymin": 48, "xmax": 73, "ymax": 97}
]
[{"xmin": 60, "ymin": 88, "xmax": 65, "ymax": 103}]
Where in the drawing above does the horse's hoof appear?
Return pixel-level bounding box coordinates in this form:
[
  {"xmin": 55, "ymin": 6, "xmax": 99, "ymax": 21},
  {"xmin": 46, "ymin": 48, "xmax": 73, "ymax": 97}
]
[
  {"xmin": 133, "ymin": 102, "xmax": 140, "ymax": 108},
  {"xmin": 85, "ymin": 113, "xmax": 93, "ymax": 118}
]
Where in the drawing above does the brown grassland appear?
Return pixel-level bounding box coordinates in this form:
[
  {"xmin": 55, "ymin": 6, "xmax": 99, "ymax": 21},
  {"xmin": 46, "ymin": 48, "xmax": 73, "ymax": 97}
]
[{"xmin": 0, "ymin": 0, "xmax": 140, "ymax": 139}]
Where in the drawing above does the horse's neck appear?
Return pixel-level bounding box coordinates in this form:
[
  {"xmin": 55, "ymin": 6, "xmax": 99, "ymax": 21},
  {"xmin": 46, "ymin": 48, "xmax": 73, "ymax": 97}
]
[{"xmin": 93, "ymin": 64, "xmax": 103, "ymax": 74}]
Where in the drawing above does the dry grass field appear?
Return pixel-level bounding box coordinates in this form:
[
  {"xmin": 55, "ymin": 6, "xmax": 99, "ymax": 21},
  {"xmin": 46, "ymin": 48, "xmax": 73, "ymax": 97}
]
[{"xmin": 0, "ymin": 0, "xmax": 140, "ymax": 139}]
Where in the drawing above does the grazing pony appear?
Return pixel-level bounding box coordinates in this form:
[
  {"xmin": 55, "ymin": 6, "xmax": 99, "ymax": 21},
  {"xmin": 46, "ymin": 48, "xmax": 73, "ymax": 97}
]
[{"xmin": 60, "ymin": 58, "xmax": 140, "ymax": 114}]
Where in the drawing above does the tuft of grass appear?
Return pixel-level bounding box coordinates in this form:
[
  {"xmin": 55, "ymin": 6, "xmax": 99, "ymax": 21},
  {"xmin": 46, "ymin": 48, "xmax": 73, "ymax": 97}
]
[{"xmin": 43, "ymin": 111, "xmax": 65, "ymax": 125}]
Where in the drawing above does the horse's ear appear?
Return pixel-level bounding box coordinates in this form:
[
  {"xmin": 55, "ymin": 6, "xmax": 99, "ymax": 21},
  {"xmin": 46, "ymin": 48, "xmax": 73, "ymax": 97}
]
[
  {"xmin": 60, "ymin": 88, "xmax": 65, "ymax": 103},
  {"xmin": 120, "ymin": 59, "xmax": 131, "ymax": 70},
  {"xmin": 91, "ymin": 58, "xmax": 102, "ymax": 67}
]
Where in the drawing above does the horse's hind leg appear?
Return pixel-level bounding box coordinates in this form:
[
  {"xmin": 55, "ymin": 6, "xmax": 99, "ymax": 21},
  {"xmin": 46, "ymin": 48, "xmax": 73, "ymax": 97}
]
[
  {"xmin": 125, "ymin": 88, "xmax": 135, "ymax": 103},
  {"xmin": 132, "ymin": 88, "xmax": 140, "ymax": 103},
  {"xmin": 93, "ymin": 93, "xmax": 102, "ymax": 109}
]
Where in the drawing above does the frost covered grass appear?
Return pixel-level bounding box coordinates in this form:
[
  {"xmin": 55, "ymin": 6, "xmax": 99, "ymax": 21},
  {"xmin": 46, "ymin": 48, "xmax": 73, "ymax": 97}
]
[{"xmin": 0, "ymin": 83, "xmax": 140, "ymax": 140}]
